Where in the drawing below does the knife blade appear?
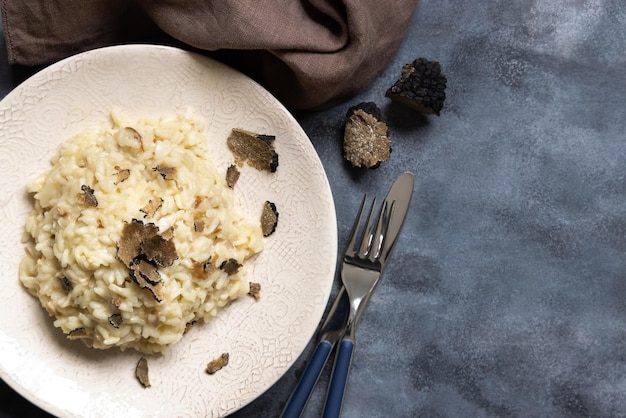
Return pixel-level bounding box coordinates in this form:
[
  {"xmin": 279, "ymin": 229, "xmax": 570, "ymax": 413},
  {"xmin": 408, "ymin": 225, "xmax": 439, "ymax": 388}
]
[
  {"xmin": 380, "ymin": 171, "xmax": 415, "ymax": 268},
  {"xmin": 281, "ymin": 172, "xmax": 414, "ymax": 418},
  {"xmin": 358, "ymin": 171, "xmax": 414, "ymax": 315}
]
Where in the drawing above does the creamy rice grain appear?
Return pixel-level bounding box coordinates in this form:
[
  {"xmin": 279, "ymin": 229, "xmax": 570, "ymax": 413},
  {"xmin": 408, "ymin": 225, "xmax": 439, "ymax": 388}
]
[{"xmin": 19, "ymin": 109, "xmax": 263, "ymax": 354}]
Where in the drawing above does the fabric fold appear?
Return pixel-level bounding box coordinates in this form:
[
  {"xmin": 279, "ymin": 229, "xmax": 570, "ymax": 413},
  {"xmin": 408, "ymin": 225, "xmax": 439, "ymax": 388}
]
[{"xmin": 0, "ymin": 0, "xmax": 418, "ymax": 109}]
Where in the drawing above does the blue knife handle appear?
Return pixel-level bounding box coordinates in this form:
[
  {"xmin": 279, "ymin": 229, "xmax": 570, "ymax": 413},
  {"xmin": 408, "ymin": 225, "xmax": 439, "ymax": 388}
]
[
  {"xmin": 322, "ymin": 339, "xmax": 354, "ymax": 418},
  {"xmin": 281, "ymin": 339, "xmax": 333, "ymax": 418}
]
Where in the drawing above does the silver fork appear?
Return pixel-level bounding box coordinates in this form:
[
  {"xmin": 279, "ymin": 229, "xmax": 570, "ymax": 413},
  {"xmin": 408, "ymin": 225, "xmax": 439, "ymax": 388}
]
[{"xmin": 322, "ymin": 194, "xmax": 393, "ymax": 418}]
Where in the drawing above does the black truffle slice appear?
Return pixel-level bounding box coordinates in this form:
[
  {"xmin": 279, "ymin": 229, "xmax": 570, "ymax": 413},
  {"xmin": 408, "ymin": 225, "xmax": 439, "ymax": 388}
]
[
  {"xmin": 135, "ymin": 357, "xmax": 151, "ymax": 388},
  {"xmin": 67, "ymin": 327, "xmax": 89, "ymax": 340},
  {"xmin": 260, "ymin": 201, "xmax": 279, "ymax": 237},
  {"xmin": 184, "ymin": 320, "xmax": 197, "ymax": 334},
  {"xmin": 227, "ymin": 128, "xmax": 279, "ymax": 173},
  {"xmin": 385, "ymin": 57, "xmax": 447, "ymax": 116},
  {"xmin": 113, "ymin": 166, "xmax": 131, "ymax": 185},
  {"xmin": 108, "ymin": 313, "xmax": 123, "ymax": 328},
  {"xmin": 248, "ymin": 282, "xmax": 261, "ymax": 301},
  {"xmin": 139, "ymin": 198, "xmax": 163, "ymax": 218},
  {"xmin": 116, "ymin": 219, "xmax": 160, "ymax": 268},
  {"xmin": 153, "ymin": 165, "xmax": 177, "ymax": 181},
  {"xmin": 219, "ymin": 258, "xmax": 242, "ymax": 275},
  {"xmin": 161, "ymin": 226, "xmax": 174, "ymax": 241},
  {"xmin": 120, "ymin": 127, "xmax": 144, "ymax": 150},
  {"xmin": 206, "ymin": 353, "xmax": 229, "ymax": 374},
  {"xmin": 226, "ymin": 164, "xmax": 240, "ymax": 188},
  {"xmin": 129, "ymin": 258, "xmax": 163, "ymax": 302},
  {"xmin": 140, "ymin": 235, "xmax": 178, "ymax": 267},
  {"xmin": 79, "ymin": 185, "xmax": 98, "ymax": 207},
  {"xmin": 59, "ymin": 276, "xmax": 72, "ymax": 291},
  {"xmin": 192, "ymin": 258, "xmax": 215, "ymax": 278},
  {"xmin": 193, "ymin": 219, "xmax": 205, "ymax": 233},
  {"xmin": 343, "ymin": 102, "xmax": 391, "ymax": 169}
]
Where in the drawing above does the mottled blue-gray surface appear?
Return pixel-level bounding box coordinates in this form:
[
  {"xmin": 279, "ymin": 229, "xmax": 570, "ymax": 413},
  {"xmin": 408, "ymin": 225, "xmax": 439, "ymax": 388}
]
[{"xmin": 2, "ymin": 1, "xmax": 626, "ymax": 417}]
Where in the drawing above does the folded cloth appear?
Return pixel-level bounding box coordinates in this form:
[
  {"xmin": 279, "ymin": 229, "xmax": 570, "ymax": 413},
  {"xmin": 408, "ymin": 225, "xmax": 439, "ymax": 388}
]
[{"xmin": 0, "ymin": 0, "xmax": 418, "ymax": 109}]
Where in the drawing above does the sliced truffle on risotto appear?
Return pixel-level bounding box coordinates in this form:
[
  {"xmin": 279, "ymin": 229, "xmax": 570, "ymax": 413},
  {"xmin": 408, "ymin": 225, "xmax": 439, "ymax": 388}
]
[
  {"xmin": 135, "ymin": 357, "xmax": 151, "ymax": 388},
  {"xmin": 113, "ymin": 166, "xmax": 131, "ymax": 185},
  {"xmin": 79, "ymin": 185, "xmax": 98, "ymax": 207},
  {"xmin": 59, "ymin": 276, "xmax": 73, "ymax": 291},
  {"xmin": 118, "ymin": 126, "xmax": 144, "ymax": 151},
  {"xmin": 67, "ymin": 327, "xmax": 89, "ymax": 340},
  {"xmin": 261, "ymin": 201, "xmax": 279, "ymax": 237},
  {"xmin": 206, "ymin": 353, "xmax": 229, "ymax": 374},
  {"xmin": 192, "ymin": 258, "xmax": 215, "ymax": 278},
  {"xmin": 343, "ymin": 102, "xmax": 391, "ymax": 169},
  {"xmin": 129, "ymin": 258, "xmax": 163, "ymax": 302},
  {"xmin": 219, "ymin": 258, "xmax": 242, "ymax": 275},
  {"xmin": 193, "ymin": 219, "xmax": 205, "ymax": 233},
  {"xmin": 153, "ymin": 165, "xmax": 177, "ymax": 181},
  {"xmin": 227, "ymin": 128, "xmax": 279, "ymax": 173},
  {"xmin": 116, "ymin": 219, "xmax": 160, "ymax": 268},
  {"xmin": 130, "ymin": 258, "xmax": 162, "ymax": 285},
  {"xmin": 111, "ymin": 296, "xmax": 122, "ymax": 308},
  {"xmin": 139, "ymin": 197, "xmax": 163, "ymax": 218},
  {"xmin": 160, "ymin": 226, "xmax": 175, "ymax": 241},
  {"xmin": 108, "ymin": 313, "xmax": 123, "ymax": 328},
  {"xmin": 140, "ymin": 234, "xmax": 178, "ymax": 267}
]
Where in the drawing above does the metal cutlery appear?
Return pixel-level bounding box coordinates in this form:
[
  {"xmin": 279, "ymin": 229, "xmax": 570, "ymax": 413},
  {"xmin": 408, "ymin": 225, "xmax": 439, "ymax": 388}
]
[
  {"xmin": 321, "ymin": 194, "xmax": 390, "ymax": 417},
  {"xmin": 281, "ymin": 172, "xmax": 414, "ymax": 418}
]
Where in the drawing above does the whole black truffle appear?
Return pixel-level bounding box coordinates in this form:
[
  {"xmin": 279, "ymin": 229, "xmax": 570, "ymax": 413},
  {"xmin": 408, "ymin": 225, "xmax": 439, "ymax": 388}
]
[{"xmin": 385, "ymin": 58, "xmax": 447, "ymax": 116}]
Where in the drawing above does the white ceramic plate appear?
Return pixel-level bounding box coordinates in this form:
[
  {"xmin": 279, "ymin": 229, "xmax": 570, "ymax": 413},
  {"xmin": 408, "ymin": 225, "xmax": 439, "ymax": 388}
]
[{"xmin": 0, "ymin": 45, "xmax": 337, "ymax": 417}]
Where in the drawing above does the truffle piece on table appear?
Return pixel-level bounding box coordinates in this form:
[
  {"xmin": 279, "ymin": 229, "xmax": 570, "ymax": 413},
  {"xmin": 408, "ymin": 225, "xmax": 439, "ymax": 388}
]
[
  {"xmin": 385, "ymin": 57, "xmax": 447, "ymax": 116},
  {"xmin": 343, "ymin": 102, "xmax": 391, "ymax": 169}
]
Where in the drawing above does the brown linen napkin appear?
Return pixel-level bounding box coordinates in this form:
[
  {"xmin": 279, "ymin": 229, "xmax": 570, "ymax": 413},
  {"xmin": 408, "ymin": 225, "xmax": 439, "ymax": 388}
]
[{"xmin": 0, "ymin": 0, "xmax": 418, "ymax": 109}]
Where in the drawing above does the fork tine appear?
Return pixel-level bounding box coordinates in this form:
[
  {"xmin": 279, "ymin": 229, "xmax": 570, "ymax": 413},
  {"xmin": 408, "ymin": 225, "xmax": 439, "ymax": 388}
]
[
  {"xmin": 368, "ymin": 200, "xmax": 395, "ymax": 261},
  {"xmin": 345, "ymin": 194, "xmax": 368, "ymax": 257},
  {"xmin": 368, "ymin": 200, "xmax": 386, "ymax": 260},
  {"xmin": 357, "ymin": 197, "xmax": 377, "ymax": 256}
]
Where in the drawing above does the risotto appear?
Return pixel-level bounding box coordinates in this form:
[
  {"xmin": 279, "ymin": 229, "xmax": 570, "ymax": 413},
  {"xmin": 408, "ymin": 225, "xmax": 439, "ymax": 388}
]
[{"xmin": 19, "ymin": 109, "xmax": 264, "ymax": 354}]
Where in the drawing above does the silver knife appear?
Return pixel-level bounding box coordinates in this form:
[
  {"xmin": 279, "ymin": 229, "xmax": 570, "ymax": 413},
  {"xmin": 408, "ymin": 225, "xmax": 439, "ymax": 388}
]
[{"xmin": 280, "ymin": 172, "xmax": 414, "ymax": 418}]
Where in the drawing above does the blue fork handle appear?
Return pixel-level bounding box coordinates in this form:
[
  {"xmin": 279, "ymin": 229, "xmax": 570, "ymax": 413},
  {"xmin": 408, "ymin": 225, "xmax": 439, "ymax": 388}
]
[
  {"xmin": 322, "ymin": 338, "xmax": 355, "ymax": 418},
  {"xmin": 281, "ymin": 340, "xmax": 333, "ymax": 418}
]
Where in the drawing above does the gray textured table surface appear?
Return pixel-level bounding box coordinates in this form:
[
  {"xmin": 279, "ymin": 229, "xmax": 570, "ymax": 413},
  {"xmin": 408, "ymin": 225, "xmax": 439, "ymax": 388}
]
[{"xmin": 2, "ymin": 1, "xmax": 626, "ymax": 417}]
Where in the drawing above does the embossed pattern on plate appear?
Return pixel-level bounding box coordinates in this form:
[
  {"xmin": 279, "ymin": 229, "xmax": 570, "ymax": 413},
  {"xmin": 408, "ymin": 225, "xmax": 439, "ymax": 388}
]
[{"xmin": 0, "ymin": 45, "xmax": 337, "ymax": 418}]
